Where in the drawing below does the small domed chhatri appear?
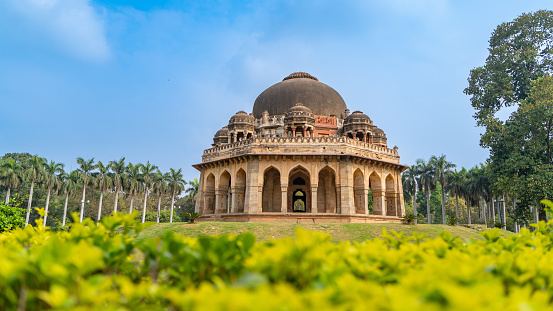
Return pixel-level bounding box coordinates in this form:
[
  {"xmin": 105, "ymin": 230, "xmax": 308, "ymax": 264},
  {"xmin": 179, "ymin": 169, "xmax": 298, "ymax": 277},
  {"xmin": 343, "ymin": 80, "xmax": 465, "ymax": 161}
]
[{"xmin": 193, "ymin": 72, "xmax": 408, "ymax": 223}]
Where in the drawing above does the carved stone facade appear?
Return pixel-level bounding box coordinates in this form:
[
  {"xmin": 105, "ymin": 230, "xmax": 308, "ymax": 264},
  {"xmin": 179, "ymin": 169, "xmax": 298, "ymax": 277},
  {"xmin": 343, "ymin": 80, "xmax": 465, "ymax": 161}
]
[{"xmin": 194, "ymin": 72, "xmax": 407, "ymax": 223}]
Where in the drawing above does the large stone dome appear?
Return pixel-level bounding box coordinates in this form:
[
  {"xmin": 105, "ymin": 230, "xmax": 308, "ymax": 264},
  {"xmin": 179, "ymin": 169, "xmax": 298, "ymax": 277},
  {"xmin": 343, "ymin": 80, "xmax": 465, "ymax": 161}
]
[{"xmin": 252, "ymin": 72, "xmax": 348, "ymax": 119}]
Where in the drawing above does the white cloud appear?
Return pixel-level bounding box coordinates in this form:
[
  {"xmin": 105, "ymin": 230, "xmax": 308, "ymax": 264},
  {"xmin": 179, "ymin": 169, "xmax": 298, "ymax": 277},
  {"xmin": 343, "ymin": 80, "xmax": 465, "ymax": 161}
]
[{"xmin": 5, "ymin": 0, "xmax": 109, "ymax": 61}]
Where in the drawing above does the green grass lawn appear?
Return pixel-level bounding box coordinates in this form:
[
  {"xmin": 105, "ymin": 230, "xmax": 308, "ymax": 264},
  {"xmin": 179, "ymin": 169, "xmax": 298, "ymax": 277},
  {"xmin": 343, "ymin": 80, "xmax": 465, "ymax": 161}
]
[{"xmin": 135, "ymin": 221, "xmax": 513, "ymax": 243}]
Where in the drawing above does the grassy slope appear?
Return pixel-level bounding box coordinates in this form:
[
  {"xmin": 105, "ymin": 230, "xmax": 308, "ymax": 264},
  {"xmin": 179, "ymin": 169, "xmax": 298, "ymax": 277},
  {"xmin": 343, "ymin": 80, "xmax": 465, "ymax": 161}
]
[{"xmin": 136, "ymin": 222, "xmax": 513, "ymax": 243}]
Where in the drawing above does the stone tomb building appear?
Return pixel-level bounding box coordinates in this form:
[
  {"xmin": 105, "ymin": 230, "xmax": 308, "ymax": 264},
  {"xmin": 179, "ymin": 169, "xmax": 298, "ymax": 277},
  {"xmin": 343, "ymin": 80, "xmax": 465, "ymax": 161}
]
[{"xmin": 193, "ymin": 72, "xmax": 408, "ymax": 223}]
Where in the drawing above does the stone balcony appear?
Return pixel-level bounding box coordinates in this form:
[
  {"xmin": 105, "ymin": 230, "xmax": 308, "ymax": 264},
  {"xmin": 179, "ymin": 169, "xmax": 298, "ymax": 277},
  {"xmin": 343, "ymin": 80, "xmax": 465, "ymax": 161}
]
[{"xmin": 202, "ymin": 136, "xmax": 400, "ymax": 164}]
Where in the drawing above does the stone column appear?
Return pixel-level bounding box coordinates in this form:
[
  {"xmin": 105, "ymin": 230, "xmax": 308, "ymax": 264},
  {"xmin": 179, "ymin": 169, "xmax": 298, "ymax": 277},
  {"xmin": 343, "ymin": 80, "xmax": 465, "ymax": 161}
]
[
  {"xmin": 363, "ymin": 188, "xmax": 369, "ymax": 214},
  {"xmin": 311, "ymin": 185, "xmax": 318, "ymax": 213},
  {"xmin": 214, "ymin": 189, "xmax": 222, "ymax": 214},
  {"xmin": 292, "ymin": 126, "xmax": 296, "ymax": 137},
  {"xmin": 372, "ymin": 190, "xmax": 385, "ymax": 215},
  {"xmin": 363, "ymin": 133, "xmax": 367, "ymax": 143},
  {"xmin": 302, "ymin": 127, "xmax": 306, "ymax": 137},
  {"xmin": 244, "ymin": 157, "xmax": 260, "ymax": 214},
  {"xmin": 281, "ymin": 185, "xmax": 288, "ymax": 213},
  {"xmin": 369, "ymin": 134, "xmax": 373, "ymax": 144},
  {"xmin": 195, "ymin": 170, "xmax": 205, "ymax": 213},
  {"xmin": 231, "ymin": 187, "xmax": 238, "ymax": 213},
  {"xmin": 339, "ymin": 158, "xmax": 354, "ymax": 215}
]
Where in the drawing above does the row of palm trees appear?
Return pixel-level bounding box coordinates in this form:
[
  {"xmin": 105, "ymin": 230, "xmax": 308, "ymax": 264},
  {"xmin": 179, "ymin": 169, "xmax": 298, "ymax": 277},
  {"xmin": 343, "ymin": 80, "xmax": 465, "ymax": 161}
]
[
  {"xmin": 0, "ymin": 155, "xmax": 193, "ymax": 226},
  {"xmin": 402, "ymin": 155, "xmax": 503, "ymax": 227}
]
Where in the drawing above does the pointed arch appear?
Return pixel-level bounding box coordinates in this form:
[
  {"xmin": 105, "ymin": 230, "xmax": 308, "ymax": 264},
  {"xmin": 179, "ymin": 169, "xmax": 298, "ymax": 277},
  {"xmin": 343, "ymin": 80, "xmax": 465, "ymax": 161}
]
[
  {"xmin": 318, "ymin": 166, "xmax": 337, "ymax": 213},
  {"xmin": 262, "ymin": 167, "xmax": 281, "ymax": 212},
  {"xmin": 204, "ymin": 173, "xmax": 216, "ymax": 214},
  {"xmin": 218, "ymin": 171, "xmax": 231, "ymax": 213},
  {"xmin": 289, "ymin": 166, "xmax": 311, "ymax": 212},
  {"xmin": 234, "ymin": 168, "xmax": 246, "ymax": 213},
  {"xmin": 369, "ymin": 172, "xmax": 383, "ymax": 215},
  {"xmin": 353, "ymin": 168, "xmax": 366, "ymax": 214}
]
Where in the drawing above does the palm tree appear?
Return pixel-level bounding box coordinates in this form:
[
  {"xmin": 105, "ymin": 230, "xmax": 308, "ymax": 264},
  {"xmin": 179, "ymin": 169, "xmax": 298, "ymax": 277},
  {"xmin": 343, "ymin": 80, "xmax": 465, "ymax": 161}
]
[
  {"xmin": 167, "ymin": 168, "xmax": 186, "ymax": 223},
  {"xmin": 108, "ymin": 157, "xmax": 126, "ymax": 213},
  {"xmin": 138, "ymin": 161, "xmax": 159, "ymax": 223},
  {"xmin": 25, "ymin": 155, "xmax": 46, "ymax": 226},
  {"xmin": 94, "ymin": 161, "xmax": 112, "ymax": 223},
  {"xmin": 152, "ymin": 169, "xmax": 168, "ymax": 223},
  {"xmin": 467, "ymin": 165, "xmax": 490, "ymax": 227},
  {"xmin": 446, "ymin": 168, "xmax": 467, "ymax": 225},
  {"xmin": 76, "ymin": 157, "xmax": 97, "ymax": 223},
  {"xmin": 0, "ymin": 159, "xmax": 22, "ymax": 205},
  {"xmin": 416, "ymin": 158, "xmax": 435, "ymax": 224},
  {"xmin": 125, "ymin": 162, "xmax": 141, "ymax": 214},
  {"xmin": 42, "ymin": 160, "xmax": 65, "ymax": 226},
  {"xmin": 402, "ymin": 165, "xmax": 419, "ymax": 223},
  {"xmin": 61, "ymin": 170, "xmax": 80, "ymax": 226},
  {"xmin": 430, "ymin": 155, "xmax": 456, "ymax": 225},
  {"xmin": 185, "ymin": 178, "xmax": 199, "ymax": 205}
]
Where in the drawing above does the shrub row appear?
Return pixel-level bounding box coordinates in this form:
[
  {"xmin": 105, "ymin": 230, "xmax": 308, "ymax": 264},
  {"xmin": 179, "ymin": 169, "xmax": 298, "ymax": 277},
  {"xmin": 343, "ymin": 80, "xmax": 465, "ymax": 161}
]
[{"xmin": 2, "ymin": 210, "xmax": 553, "ymax": 310}]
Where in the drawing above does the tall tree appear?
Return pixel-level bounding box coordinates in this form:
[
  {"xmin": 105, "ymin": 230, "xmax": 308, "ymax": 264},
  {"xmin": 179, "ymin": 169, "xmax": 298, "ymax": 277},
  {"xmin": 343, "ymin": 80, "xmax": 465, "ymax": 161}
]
[
  {"xmin": 42, "ymin": 160, "xmax": 64, "ymax": 226},
  {"xmin": 185, "ymin": 178, "xmax": 199, "ymax": 205},
  {"xmin": 402, "ymin": 165, "xmax": 419, "ymax": 223},
  {"xmin": 416, "ymin": 158, "xmax": 435, "ymax": 224},
  {"xmin": 76, "ymin": 157, "xmax": 97, "ymax": 223},
  {"xmin": 465, "ymin": 10, "xmax": 553, "ymax": 221},
  {"xmin": 25, "ymin": 155, "xmax": 45, "ymax": 226},
  {"xmin": 94, "ymin": 161, "xmax": 112, "ymax": 222},
  {"xmin": 430, "ymin": 155, "xmax": 456, "ymax": 225},
  {"xmin": 60, "ymin": 170, "xmax": 80, "ymax": 226},
  {"xmin": 446, "ymin": 168, "xmax": 467, "ymax": 225},
  {"xmin": 125, "ymin": 163, "xmax": 141, "ymax": 214},
  {"xmin": 139, "ymin": 161, "xmax": 158, "ymax": 223},
  {"xmin": 0, "ymin": 159, "xmax": 22, "ymax": 205},
  {"xmin": 152, "ymin": 169, "xmax": 168, "ymax": 223},
  {"xmin": 108, "ymin": 157, "xmax": 126, "ymax": 213},
  {"xmin": 167, "ymin": 168, "xmax": 186, "ymax": 223}
]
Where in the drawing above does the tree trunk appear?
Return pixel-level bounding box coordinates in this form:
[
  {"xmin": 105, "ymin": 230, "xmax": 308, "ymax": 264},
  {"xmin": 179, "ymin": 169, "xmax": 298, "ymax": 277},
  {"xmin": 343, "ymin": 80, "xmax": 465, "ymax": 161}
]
[
  {"xmin": 80, "ymin": 184, "xmax": 87, "ymax": 223},
  {"xmin": 539, "ymin": 204, "xmax": 547, "ymax": 222},
  {"xmin": 413, "ymin": 188, "xmax": 417, "ymax": 224},
  {"xmin": 98, "ymin": 191, "xmax": 104, "ymax": 223},
  {"xmin": 25, "ymin": 180, "xmax": 35, "ymax": 226},
  {"xmin": 113, "ymin": 185, "xmax": 119, "ymax": 213},
  {"xmin": 5, "ymin": 185, "xmax": 11, "ymax": 205},
  {"xmin": 441, "ymin": 188, "xmax": 446, "ymax": 225},
  {"xmin": 455, "ymin": 195, "xmax": 459, "ymax": 225},
  {"xmin": 129, "ymin": 193, "xmax": 134, "ymax": 214},
  {"xmin": 491, "ymin": 198, "xmax": 495, "ymax": 223},
  {"xmin": 170, "ymin": 192, "xmax": 175, "ymax": 223},
  {"xmin": 157, "ymin": 195, "xmax": 162, "ymax": 223},
  {"xmin": 502, "ymin": 194, "xmax": 507, "ymax": 230},
  {"xmin": 467, "ymin": 196, "xmax": 471, "ymax": 226},
  {"xmin": 482, "ymin": 197, "xmax": 488, "ymax": 228},
  {"xmin": 62, "ymin": 192, "xmax": 69, "ymax": 226},
  {"xmin": 426, "ymin": 187, "xmax": 431, "ymax": 224},
  {"xmin": 43, "ymin": 187, "xmax": 51, "ymax": 227},
  {"xmin": 142, "ymin": 189, "xmax": 148, "ymax": 223}
]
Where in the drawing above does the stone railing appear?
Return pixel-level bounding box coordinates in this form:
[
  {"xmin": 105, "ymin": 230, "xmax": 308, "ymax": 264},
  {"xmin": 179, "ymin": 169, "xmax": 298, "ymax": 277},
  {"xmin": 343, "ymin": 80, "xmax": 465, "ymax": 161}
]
[{"xmin": 203, "ymin": 136, "xmax": 399, "ymax": 157}]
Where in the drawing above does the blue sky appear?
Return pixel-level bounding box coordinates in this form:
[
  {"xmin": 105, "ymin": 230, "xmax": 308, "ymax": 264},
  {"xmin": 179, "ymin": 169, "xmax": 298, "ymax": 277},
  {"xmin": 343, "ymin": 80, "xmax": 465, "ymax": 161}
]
[{"xmin": 1, "ymin": 0, "xmax": 552, "ymax": 181}]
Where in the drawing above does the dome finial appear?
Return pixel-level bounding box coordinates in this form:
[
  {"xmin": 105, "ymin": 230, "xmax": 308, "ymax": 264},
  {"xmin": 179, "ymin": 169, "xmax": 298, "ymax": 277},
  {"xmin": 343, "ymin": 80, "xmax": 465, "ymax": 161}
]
[{"xmin": 283, "ymin": 72, "xmax": 318, "ymax": 81}]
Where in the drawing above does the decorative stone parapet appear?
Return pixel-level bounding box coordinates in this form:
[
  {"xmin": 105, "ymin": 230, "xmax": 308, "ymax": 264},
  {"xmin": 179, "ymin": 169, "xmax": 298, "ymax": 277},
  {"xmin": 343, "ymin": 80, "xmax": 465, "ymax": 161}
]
[{"xmin": 202, "ymin": 136, "xmax": 399, "ymax": 163}]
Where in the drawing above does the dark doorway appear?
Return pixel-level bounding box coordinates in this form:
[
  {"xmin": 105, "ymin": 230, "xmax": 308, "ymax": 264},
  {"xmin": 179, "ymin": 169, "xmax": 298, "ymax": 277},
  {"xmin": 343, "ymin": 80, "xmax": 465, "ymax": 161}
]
[{"xmin": 293, "ymin": 190, "xmax": 306, "ymax": 212}]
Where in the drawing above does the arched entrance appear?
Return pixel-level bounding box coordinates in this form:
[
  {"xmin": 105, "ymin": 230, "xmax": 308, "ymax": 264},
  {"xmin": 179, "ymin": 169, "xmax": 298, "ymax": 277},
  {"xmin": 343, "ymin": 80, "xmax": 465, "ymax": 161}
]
[
  {"xmin": 288, "ymin": 167, "xmax": 311, "ymax": 212},
  {"xmin": 354, "ymin": 169, "xmax": 366, "ymax": 214},
  {"xmin": 218, "ymin": 171, "xmax": 231, "ymax": 213},
  {"xmin": 204, "ymin": 173, "xmax": 215, "ymax": 214},
  {"xmin": 317, "ymin": 167, "xmax": 337, "ymax": 213},
  {"xmin": 234, "ymin": 169, "xmax": 246, "ymax": 213},
  {"xmin": 262, "ymin": 167, "xmax": 281, "ymax": 212},
  {"xmin": 369, "ymin": 172, "xmax": 383, "ymax": 215}
]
